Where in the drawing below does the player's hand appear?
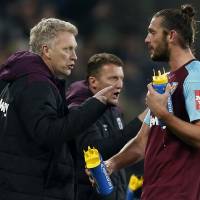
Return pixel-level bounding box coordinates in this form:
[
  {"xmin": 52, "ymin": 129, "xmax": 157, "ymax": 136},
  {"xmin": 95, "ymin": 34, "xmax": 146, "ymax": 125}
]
[
  {"xmin": 104, "ymin": 160, "xmax": 115, "ymax": 175},
  {"xmin": 146, "ymin": 83, "xmax": 172, "ymax": 118}
]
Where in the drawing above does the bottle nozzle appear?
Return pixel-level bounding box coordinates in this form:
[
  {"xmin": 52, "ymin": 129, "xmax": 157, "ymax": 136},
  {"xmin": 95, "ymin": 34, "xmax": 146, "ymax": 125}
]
[
  {"xmin": 84, "ymin": 146, "xmax": 101, "ymax": 168},
  {"xmin": 152, "ymin": 68, "xmax": 168, "ymax": 84},
  {"xmin": 128, "ymin": 175, "xmax": 143, "ymax": 191}
]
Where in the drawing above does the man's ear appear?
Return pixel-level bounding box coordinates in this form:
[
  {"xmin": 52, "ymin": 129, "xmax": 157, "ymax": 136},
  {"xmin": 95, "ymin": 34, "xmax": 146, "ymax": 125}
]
[
  {"xmin": 88, "ymin": 76, "xmax": 98, "ymax": 91},
  {"xmin": 42, "ymin": 45, "xmax": 51, "ymax": 59},
  {"xmin": 167, "ymin": 30, "xmax": 177, "ymax": 43}
]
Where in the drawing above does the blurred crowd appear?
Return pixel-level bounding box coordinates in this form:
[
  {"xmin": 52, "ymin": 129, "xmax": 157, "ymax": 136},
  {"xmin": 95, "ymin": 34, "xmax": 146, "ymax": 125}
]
[{"xmin": 1, "ymin": 0, "xmax": 199, "ymax": 121}]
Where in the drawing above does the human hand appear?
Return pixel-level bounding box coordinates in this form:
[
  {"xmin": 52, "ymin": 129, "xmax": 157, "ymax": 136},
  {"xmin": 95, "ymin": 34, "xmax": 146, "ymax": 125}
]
[
  {"xmin": 85, "ymin": 160, "xmax": 114, "ymax": 182},
  {"xmin": 104, "ymin": 159, "xmax": 115, "ymax": 175},
  {"xmin": 93, "ymin": 84, "xmax": 119, "ymax": 106},
  {"xmin": 146, "ymin": 83, "xmax": 172, "ymax": 119},
  {"xmin": 85, "ymin": 168, "xmax": 96, "ymax": 187}
]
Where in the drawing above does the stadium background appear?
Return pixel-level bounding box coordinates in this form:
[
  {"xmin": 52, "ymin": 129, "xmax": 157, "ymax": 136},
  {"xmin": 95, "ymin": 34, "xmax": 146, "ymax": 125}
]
[
  {"xmin": 1, "ymin": 0, "xmax": 200, "ymax": 121},
  {"xmin": 1, "ymin": 0, "xmax": 200, "ymax": 179}
]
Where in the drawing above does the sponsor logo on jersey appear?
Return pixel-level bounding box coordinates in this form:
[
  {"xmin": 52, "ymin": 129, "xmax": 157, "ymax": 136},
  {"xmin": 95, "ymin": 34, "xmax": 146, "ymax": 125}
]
[
  {"xmin": 195, "ymin": 90, "xmax": 200, "ymax": 110},
  {"xmin": 150, "ymin": 115, "xmax": 159, "ymax": 127},
  {"xmin": 170, "ymin": 82, "xmax": 178, "ymax": 94}
]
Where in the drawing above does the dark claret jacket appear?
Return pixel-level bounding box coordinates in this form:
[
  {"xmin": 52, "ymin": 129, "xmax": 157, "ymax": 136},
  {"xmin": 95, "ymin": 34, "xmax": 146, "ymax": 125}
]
[
  {"xmin": 0, "ymin": 51, "xmax": 108, "ymax": 200},
  {"xmin": 66, "ymin": 80, "xmax": 142, "ymax": 200}
]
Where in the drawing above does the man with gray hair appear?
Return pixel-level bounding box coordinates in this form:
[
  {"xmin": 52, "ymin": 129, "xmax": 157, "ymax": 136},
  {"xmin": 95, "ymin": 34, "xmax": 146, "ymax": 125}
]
[{"xmin": 0, "ymin": 18, "xmax": 117, "ymax": 200}]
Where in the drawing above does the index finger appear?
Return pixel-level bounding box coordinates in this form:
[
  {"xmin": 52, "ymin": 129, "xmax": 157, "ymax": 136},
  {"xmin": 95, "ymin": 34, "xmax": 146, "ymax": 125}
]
[
  {"xmin": 147, "ymin": 83, "xmax": 157, "ymax": 94},
  {"xmin": 97, "ymin": 85, "xmax": 113, "ymax": 95}
]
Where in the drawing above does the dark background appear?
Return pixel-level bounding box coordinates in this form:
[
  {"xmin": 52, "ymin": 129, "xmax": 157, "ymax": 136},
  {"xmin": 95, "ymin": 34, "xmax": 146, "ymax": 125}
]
[
  {"xmin": 0, "ymin": 0, "xmax": 199, "ymax": 178},
  {"xmin": 0, "ymin": 0, "xmax": 199, "ymax": 120}
]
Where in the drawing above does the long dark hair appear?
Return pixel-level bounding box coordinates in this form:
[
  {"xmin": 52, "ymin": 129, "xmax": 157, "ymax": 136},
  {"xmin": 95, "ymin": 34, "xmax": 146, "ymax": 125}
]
[{"xmin": 154, "ymin": 4, "xmax": 197, "ymax": 49}]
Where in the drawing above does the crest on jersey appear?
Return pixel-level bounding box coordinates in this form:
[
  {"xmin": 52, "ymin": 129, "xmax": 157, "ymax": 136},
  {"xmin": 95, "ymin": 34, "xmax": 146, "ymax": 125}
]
[{"xmin": 170, "ymin": 82, "xmax": 178, "ymax": 95}]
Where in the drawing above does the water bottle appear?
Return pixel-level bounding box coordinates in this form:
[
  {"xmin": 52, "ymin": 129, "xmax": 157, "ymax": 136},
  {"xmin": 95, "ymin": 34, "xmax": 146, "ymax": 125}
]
[
  {"xmin": 152, "ymin": 69, "xmax": 168, "ymax": 94},
  {"xmin": 126, "ymin": 175, "xmax": 143, "ymax": 200},
  {"xmin": 152, "ymin": 69, "xmax": 173, "ymax": 129},
  {"xmin": 84, "ymin": 146, "xmax": 113, "ymax": 195}
]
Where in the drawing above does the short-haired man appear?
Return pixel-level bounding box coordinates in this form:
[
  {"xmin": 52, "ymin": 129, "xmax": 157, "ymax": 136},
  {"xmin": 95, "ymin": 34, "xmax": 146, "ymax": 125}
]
[
  {"xmin": 0, "ymin": 18, "xmax": 118, "ymax": 200},
  {"xmin": 66, "ymin": 53, "xmax": 146, "ymax": 200}
]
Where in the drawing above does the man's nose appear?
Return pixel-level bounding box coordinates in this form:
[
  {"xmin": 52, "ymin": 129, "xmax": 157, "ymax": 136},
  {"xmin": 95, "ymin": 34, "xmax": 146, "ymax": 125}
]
[
  {"xmin": 145, "ymin": 35, "xmax": 150, "ymax": 44},
  {"xmin": 71, "ymin": 50, "xmax": 77, "ymax": 60},
  {"xmin": 116, "ymin": 79, "xmax": 123, "ymax": 89}
]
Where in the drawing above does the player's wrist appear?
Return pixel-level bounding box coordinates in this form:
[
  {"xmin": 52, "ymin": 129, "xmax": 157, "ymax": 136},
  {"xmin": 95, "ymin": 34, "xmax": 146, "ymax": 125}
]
[{"xmin": 160, "ymin": 109, "xmax": 172, "ymax": 121}]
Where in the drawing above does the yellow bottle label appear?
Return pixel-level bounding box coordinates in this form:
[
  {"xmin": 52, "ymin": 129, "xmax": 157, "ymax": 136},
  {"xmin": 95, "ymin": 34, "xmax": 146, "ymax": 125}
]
[
  {"xmin": 84, "ymin": 146, "xmax": 101, "ymax": 168},
  {"xmin": 128, "ymin": 175, "xmax": 143, "ymax": 191},
  {"xmin": 152, "ymin": 69, "xmax": 168, "ymax": 84}
]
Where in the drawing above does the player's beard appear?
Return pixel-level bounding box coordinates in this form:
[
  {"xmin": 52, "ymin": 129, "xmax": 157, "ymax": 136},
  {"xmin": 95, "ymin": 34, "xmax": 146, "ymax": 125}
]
[{"xmin": 151, "ymin": 35, "xmax": 170, "ymax": 62}]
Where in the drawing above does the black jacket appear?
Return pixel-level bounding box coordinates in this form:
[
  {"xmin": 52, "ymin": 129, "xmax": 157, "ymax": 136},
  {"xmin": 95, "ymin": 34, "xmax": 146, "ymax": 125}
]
[
  {"xmin": 66, "ymin": 80, "xmax": 142, "ymax": 200},
  {"xmin": 0, "ymin": 51, "xmax": 107, "ymax": 200}
]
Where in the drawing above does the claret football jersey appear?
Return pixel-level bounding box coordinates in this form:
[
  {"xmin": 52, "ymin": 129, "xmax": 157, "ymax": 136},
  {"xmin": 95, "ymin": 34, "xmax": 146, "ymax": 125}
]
[{"xmin": 142, "ymin": 60, "xmax": 200, "ymax": 200}]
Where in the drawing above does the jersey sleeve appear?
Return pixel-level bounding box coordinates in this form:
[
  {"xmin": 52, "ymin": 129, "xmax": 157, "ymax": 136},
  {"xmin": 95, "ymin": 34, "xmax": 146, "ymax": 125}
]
[
  {"xmin": 184, "ymin": 63, "xmax": 200, "ymax": 122},
  {"xmin": 144, "ymin": 109, "xmax": 151, "ymax": 126}
]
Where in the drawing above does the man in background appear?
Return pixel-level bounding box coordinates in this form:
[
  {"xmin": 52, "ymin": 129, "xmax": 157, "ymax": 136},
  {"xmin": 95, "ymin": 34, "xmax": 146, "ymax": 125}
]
[{"xmin": 66, "ymin": 53, "xmax": 146, "ymax": 200}]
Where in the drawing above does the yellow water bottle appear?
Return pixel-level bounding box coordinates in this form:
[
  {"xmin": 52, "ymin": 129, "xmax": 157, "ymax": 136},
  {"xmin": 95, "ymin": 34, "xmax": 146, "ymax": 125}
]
[
  {"xmin": 126, "ymin": 175, "xmax": 143, "ymax": 200},
  {"xmin": 84, "ymin": 146, "xmax": 113, "ymax": 195},
  {"xmin": 152, "ymin": 69, "xmax": 173, "ymax": 129},
  {"xmin": 152, "ymin": 69, "xmax": 168, "ymax": 94}
]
